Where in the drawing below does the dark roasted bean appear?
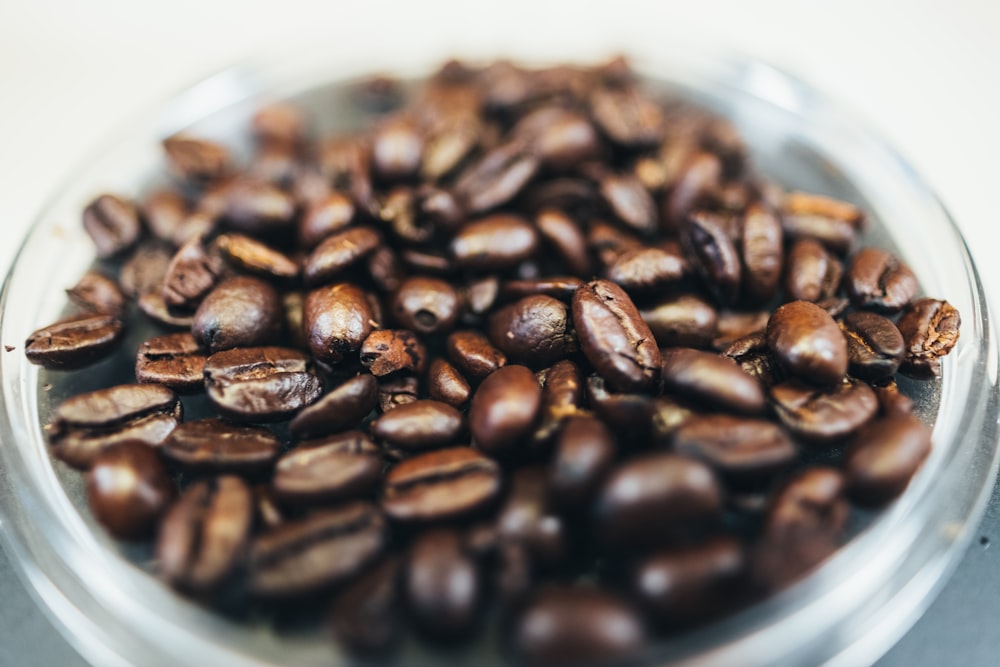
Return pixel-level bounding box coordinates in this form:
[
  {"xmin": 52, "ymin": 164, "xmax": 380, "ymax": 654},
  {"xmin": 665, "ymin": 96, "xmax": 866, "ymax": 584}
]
[
  {"xmin": 896, "ymin": 298, "xmax": 961, "ymax": 378},
  {"xmin": 450, "ymin": 214, "xmax": 538, "ymax": 270},
  {"xmin": 641, "ymin": 295, "xmax": 718, "ymax": 349},
  {"xmin": 496, "ymin": 466, "xmax": 567, "ymax": 565},
  {"xmin": 844, "ymin": 247, "xmax": 918, "ymax": 313},
  {"xmin": 713, "ymin": 309, "xmax": 771, "ymax": 350},
  {"xmin": 649, "ymin": 397, "xmax": 697, "ymax": 446},
  {"xmin": 549, "ymin": 415, "xmax": 615, "ymax": 512},
  {"xmin": 780, "ymin": 192, "xmax": 861, "ymax": 255},
  {"xmin": 360, "ymin": 329, "xmax": 428, "ymax": 376},
  {"xmin": 223, "ymin": 178, "xmax": 296, "ymax": 235},
  {"xmin": 162, "ymin": 236, "xmax": 223, "ymax": 309},
  {"xmin": 289, "ymin": 374, "xmax": 378, "ymax": 439},
  {"xmin": 660, "ymin": 347, "xmax": 765, "ymax": 415},
  {"xmin": 82, "ymin": 194, "xmax": 141, "ymax": 258},
  {"xmin": 381, "ymin": 447, "xmax": 502, "ymax": 522},
  {"xmin": 156, "ymin": 475, "xmax": 253, "ymax": 591},
  {"xmin": 596, "ymin": 171, "xmax": 658, "ymax": 235},
  {"xmin": 319, "ymin": 136, "xmax": 376, "ymax": 215},
  {"xmin": 469, "ymin": 365, "xmax": 542, "ymax": 457},
  {"xmin": 273, "ymin": 434, "xmax": 382, "ymax": 504},
  {"xmin": 585, "ymin": 373, "xmax": 654, "ymax": 433},
  {"xmin": 673, "ymin": 414, "xmax": 796, "ymax": 482},
  {"xmin": 137, "ymin": 291, "xmax": 195, "ymax": 329},
  {"xmin": 203, "ymin": 346, "xmax": 322, "ymax": 421},
  {"xmin": 304, "ymin": 283, "xmax": 376, "ymax": 365},
  {"xmin": 722, "ymin": 331, "xmax": 785, "ymax": 387},
  {"xmin": 535, "ymin": 208, "xmax": 591, "ymax": 276},
  {"xmin": 87, "ymin": 442, "xmax": 174, "ymax": 540},
  {"xmin": 406, "ymin": 529, "xmax": 481, "ymax": 639},
  {"xmin": 135, "ymin": 332, "xmax": 206, "ymax": 391},
  {"xmin": 249, "ymin": 140, "xmax": 298, "ymax": 185},
  {"xmin": 298, "ymin": 192, "xmax": 355, "ymax": 249},
  {"xmin": 162, "ymin": 135, "xmax": 230, "ymax": 184},
  {"xmin": 446, "ymin": 330, "xmax": 506, "ymax": 380},
  {"xmin": 572, "ymin": 279, "xmax": 660, "ymax": 392},
  {"xmin": 140, "ymin": 189, "xmax": 189, "ymax": 244},
  {"xmin": 841, "ymin": 311, "xmax": 904, "ymax": 381},
  {"xmin": 377, "ymin": 374, "xmax": 420, "ymax": 413},
  {"xmin": 372, "ymin": 113, "xmax": 424, "ymax": 181},
  {"xmin": 119, "ymin": 243, "xmax": 173, "ymax": 298},
  {"xmin": 488, "ymin": 295, "xmax": 574, "ymax": 367},
  {"xmin": 214, "ymin": 233, "xmax": 299, "ymax": 281},
  {"xmin": 770, "ymin": 379, "xmax": 878, "ymax": 444},
  {"xmin": 666, "ymin": 152, "xmax": 722, "ymax": 228},
  {"xmin": 740, "ymin": 203, "xmax": 783, "ymax": 303},
  {"xmin": 681, "ymin": 210, "xmax": 741, "ymax": 305},
  {"xmin": 606, "ymin": 245, "xmax": 686, "ymax": 292},
  {"xmin": 454, "ymin": 141, "xmax": 540, "ymax": 214},
  {"xmin": 427, "ymin": 358, "xmax": 471, "ymax": 407},
  {"xmin": 161, "ymin": 418, "xmax": 282, "ymax": 474},
  {"xmin": 588, "ymin": 219, "xmax": 643, "ymax": 268},
  {"xmin": 873, "ymin": 379, "xmax": 914, "ymax": 417},
  {"xmin": 817, "ymin": 296, "xmax": 850, "ymax": 318},
  {"xmin": 303, "ymin": 226, "xmax": 382, "ymax": 286},
  {"xmin": 371, "ymin": 399, "xmax": 465, "ymax": 451},
  {"xmin": 25, "ymin": 313, "xmax": 124, "ymax": 370},
  {"xmin": 590, "ymin": 84, "xmax": 665, "ymax": 148},
  {"xmin": 192, "ymin": 276, "xmax": 283, "ymax": 353},
  {"xmin": 785, "ymin": 238, "xmax": 842, "ymax": 303},
  {"xmin": 514, "ymin": 106, "xmax": 600, "ymax": 170},
  {"xmin": 533, "ymin": 359, "xmax": 585, "ymax": 443},
  {"xmin": 845, "ymin": 415, "xmax": 932, "ymax": 506},
  {"xmin": 66, "ymin": 271, "xmax": 125, "ymax": 316},
  {"xmin": 329, "ymin": 557, "xmax": 402, "ymax": 656},
  {"xmin": 766, "ymin": 300, "xmax": 847, "ymax": 386},
  {"xmin": 391, "ymin": 276, "xmax": 460, "ymax": 334}
]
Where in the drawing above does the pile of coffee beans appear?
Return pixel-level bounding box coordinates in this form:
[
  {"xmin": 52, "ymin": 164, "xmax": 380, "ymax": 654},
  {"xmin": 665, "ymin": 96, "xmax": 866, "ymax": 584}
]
[{"xmin": 25, "ymin": 57, "xmax": 961, "ymax": 665}]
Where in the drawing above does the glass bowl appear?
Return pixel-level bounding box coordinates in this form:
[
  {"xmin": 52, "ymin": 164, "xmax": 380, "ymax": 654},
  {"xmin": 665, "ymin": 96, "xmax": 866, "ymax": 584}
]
[{"xmin": 1, "ymin": 43, "xmax": 998, "ymax": 667}]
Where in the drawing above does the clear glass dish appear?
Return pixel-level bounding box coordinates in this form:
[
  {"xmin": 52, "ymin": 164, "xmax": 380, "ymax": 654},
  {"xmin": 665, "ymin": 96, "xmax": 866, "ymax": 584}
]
[{"xmin": 1, "ymin": 43, "xmax": 998, "ymax": 667}]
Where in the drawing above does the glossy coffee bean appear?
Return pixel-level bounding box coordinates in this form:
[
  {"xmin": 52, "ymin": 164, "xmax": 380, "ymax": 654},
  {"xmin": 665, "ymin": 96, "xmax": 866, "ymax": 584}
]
[
  {"xmin": 318, "ymin": 136, "xmax": 375, "ymax": 215},
  {"xmin": 162, "ymin": 134, "xmax": 230, "ymax": 184},
  {"xmin": 469, "ymin": 365, "xmax": 542, "ymax": 456},
  {"xmin": 289, "ymin": 374, "xmax": 378, "ymax": 439},
  {"xmin": 844, "ymin": 247, "xmax": 918, "ymax": 313},
  {"xmin": 359, "ymin": 329, "xmax": 428, "ymax": 377},
  {"xmin": 203, "ymin": 346, "xmax": 322, "ymax": 421},
  {"xmin": 840, "ymin": 311, "xmax": 904, "ymax": 381},
  {"xmin": 377, "ymin": 374, "xmax": 420, "ymax": 413},
  {"xmin": 532, "ymin": 359, "xmax": 585, "ymax": 443},
  {"xmin": 161, "ymin": 236, "xmax": 223, "ymax": 310},
  {"xmin": 446, "ymin": 330, "xmax": 507, "ymax": 380},
  {"xmin": 535, "ymin": 208, "xmax": 591, "ymax": 276},
  {"xmin": 453, "ymin": 142, "xmax": 540, "ymax": 214},
  {"xmin": 135, "ymin": 332, "xmax": 207, "ymax": 392},
  {"xmin": 223, "ymin": 178, "xmax": 296, "ymax": 235},
  {"xmin": 273, "ymin": 433, "xmax": 382, "ymax": 505},
  {"xmin": 381, "ymin": 447, "xmax": 502, "ymax": 522},
  {"xmin": 872, "ymin": 379, "xmax": 914, "ymax": 417},
  {"xmin": 514, "ymin": 106, "xmax": 600, "ymax": 171},
  {"xmin": 665, "ymin": 152, "xmax": 722, "ymax": 229},
  {"xmin": 572, "ymin": 279, "xmax": 660, "ymax": 392},
  {"xmin": 329, "ymin": 557, "xmax": 403, "ymax": 656},
  {"xmin": 214, "ymin": 233, "xmax": 299, "ymax": 282},
  {"xmin": 156, "ymin": 475, "xmax": 253, "ymax": 591},
  {"xmin": 896, "ymin": 298, "xmax": 961, "ymax": 378},
  {"xmin": 391, "ymin": 276, "xmax": 460, "ymax": 335},
  {"xmin": 596, "ymin": 171, "xmax": 658, "ymax": 235},
  {"xmin": 137, "ymin": 291, "xmax": 196, "ymax": 329},
  {"xmin": 766, "ymin": 300, "xmax": 847, "ymax": 386},
  {"xmin": 450, "ymin": 213, "xmax": 538, "ymax": 270},
  {"xmin": 87, "ymin": 442, "xmax": 174, "ymax": 540},
  {"xmin": 784, "ymin": 238, "xmax": 842, "ymax": 303},
  {"xmin": 247, "ymin": 502, "xmax": 387, "ymax": 597},
  {"xmin": 673, "ymin": 415, "xmax": 796, "ymax": 483},
  {"xmin": 845, "ymin": 415, "xmax": 932, "ymax": 506},
  {"xmin": 605, "ymin": 245, "xmax": 686, "ymax": 293},
  {"xmin": 304, "ymin": 283, "xmax": 376, "ymax": 365},
  {"xmin": 681, "ymin": 210, "xmax": 741, "ymax": 305},
  {"xmin": 648, "ymin": 396, "xmax": 697, "ymax": 446},
  {"xmin": 192, "ymin": 276, "xmax": 283, "ymax": 353},
  {"xmin": 303, "ymin": 226, "xmax": 383, "ymax": 286},
  {"xmin": 496, "ymin": 466, "xmax": 567, "ymax": 565},
  {"xmin": 488, "ymin": 295, "xmax": 574, "ymax": 367},
  {"xmin": 770, "ymin": 379, "xmax": 878, "ymax": 444},
  {"xmin": 298, "ymin": 192, "xmax": 355, "ymax": 249},
  {"xmin": 660, "ymin": 347, "xmax": 765, "ymax": 415},
  {"xmin": 640, "ymin": 295, "xmax": 718, "ymax": 349},
  {"xmin": 740, "ymin": 203, "xmax": 783, "ymax": 303},
  {"xmin": 549, "ymin": 415, "xmax": 615, "ymax": 512},
  {"xmin": 585, "ymin": 374, "xmax": 654, "ymax": 433},
  {"xmin": 780, "ymin": 192, "xmax": 861, "ymax": 255},
  {"xmin": 372, "ymin": 113, "xmax": 424, "ymax": 181},
  {"xmin": 161, "ymin": 418, "xmax": 282, "ymax": 474},
  {"xmin": 712, "ymin": 309, "xmax": 770, "ymax": 350},
  {"xmin": 405, "ymin": 529, "xmax": 481, "ymax": 639},
  {"xmin": 25, "ymin": 313, "xmax": 124, "ymax": 370},
  {"xmin": 588, "ymin": 219, "xmax": 642, "ymax": 268},
  {"xmin": 82, "ymin": 194, "xmax": 141, "ymax": 258},
  {"xmin": 427, "ymin": 358, "xmax": 471, "ymax": 407},
  {"xmin": 371, "ymin": 400, "xmax": 465, "ymax": 451},
  {"xmin": 66, "ymin": 271, "xmax": 125, "ymax": 316},
  {"xmin": 722, "ymin": 332, "xmax": 785, "ymax": 388}
]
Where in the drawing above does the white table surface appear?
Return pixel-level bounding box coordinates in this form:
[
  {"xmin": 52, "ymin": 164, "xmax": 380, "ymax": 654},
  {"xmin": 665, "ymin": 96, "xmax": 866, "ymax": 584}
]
[{"xmin": 2, "ymin": 1, "xmax": 1000, "ymax": 665}]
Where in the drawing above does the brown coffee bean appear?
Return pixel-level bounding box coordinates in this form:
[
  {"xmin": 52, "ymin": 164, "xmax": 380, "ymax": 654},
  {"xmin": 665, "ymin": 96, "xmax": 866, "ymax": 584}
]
[
  {"xmin": 82, "ymin": 194, "xmax": 141, "ymax": 258},
  {"xmin": 156, "ymin": 475, "xmax": 253, "ymax": 591},
  {"xmin": 511, "ymin": 586, "xmax": 647, "ymax": 667},
  {"xmin": 488, "ymin": 295, "xmax": 574, "ymax": 368},
  {"xmin": 641, "ymin": 295, "xmax": 718, "ymax": 349},
  {"xmin": 660, "ymin": 347, "xmax": 765, "ymax": 415},
  {"xmin": 596, "ymin": 171, "xmax": 658, "ymax": 235},
  {"xmin": 427, "ymin": 358, "xmax": 471, "ymax": 407},
  {"xmin": 303, "ymin": 226, "xmax": 383, "ymax": 286},
  {"xmin": 572, "ymin": 279, "xmax": 660, "ymax": 392},
  {"xmin": 766, "ymin": 300, "xmax": 848, "ymax": 386},
  {"xmin": 162, "ymin": 134, "xmax": 230, "ymax": 184},
  {"xmin": 137, "ymin": 291, "xmax": 195, "ymax": 329},
  {"xmin": 845, "ymin": 415, "xmax": 932, "ymax": 506},
  {"xmin": 649, "ymin": 396, "xmax": 697, "ymax": 446},
  {"xmin": 371, "ymin": 399, "xmax": 465, "ymax": 451},
  {"xmin": 780, "ymin": 192, "xmax": 861, "ymax": 255},
  {"xmin": 329, "ymin": 557, "xmax": 403, "ymax": 656},
  {"xmin": 594, "ymin": 453, "xmax": 722, "ymax": 548},
  {"xmin": 498, "ymin": 278, "xmax": 582, "ymax": 304},
  {"xmin": 549, "ymin": 415, "xmax": 615, "ymax": 512},
  {"xmin": 494, "ymin": 466, "xmax": 567, "ymax": 566},
  {"xmin": 605, "ymin": 245, "xmax": 686, "ymax": 293},
  {"xmin": 841, "ymin": 311, "xmax": 904, "ymax": 381},
  {"xmin": 273, "ymin": 433, "xmax": 382, "ymax": 505},
  {"xmin": 381, "ymin": 447, "xmax": 502, "ymax": 522},
  {"xmin": 844, "ymin": 247, "xmax": 918, "ymax": 313},
  {"xmin": 535, "ymin": 208, "xmax": 591, "ymax": 276},
  {"xmin": 817, "ymin": 296, "xmax": 851, "ymax": 318},
  {"xmin": 120, "ymin": 243, "xmax": 173, "ymax": 298},
  {"xmin": 140, "ymin": 189, "xmax": 189, "ymax": 245},
  {"xmin": 298, "ymin": 192, "xmax": 355, "ymax": 249},
  {"xmin": 446, "ymin": 330, "xmax": 507, "ymax": 380},
  {"xmin": 450, "ymin": 214, "xmax": 538, "ymax": 270},
  {"xmin": 533, "ymin": 359, "xmax": 585, "ymax": 443},
  {"xmin": 391, "ymin": 276, "xmax": 460, "ymax": 334},
  {"xmin": 203, "ymin": 346, "xmax": 322, "ymax": 422},
  {"xmin": 405, "ymin": 529, "xmax": 481, "ymax": 639},
  {"xmin": 288, "ymin": 374, "xmax": 378, "ymax": 439},
  {"xmin": 372, "ymin": 113, "xmax": 424, "ymax": 181},
  {"xmin": 319, "ymin": 136, "xmax": 376, "ymax": 215},
  {"xmin": 192, "ymin": 276, "xmax": 283, "ymax": 353},
  {"xmin": 740, "ymin": 203, "xmax": 783, "ymax": 303},
  {"xmin": 304, "ymin": 283, "xmax": 376, "ymax": 365},
  {"xmin": 469, "ymin": 365, "xmax": 542, "ymax": 456},
  {"xmin": 25, "ymin": 313, "xmax": 124, "ymax": 370},
  {"xmin": 214, "ymin": 233, "xmax": 299, "ymax": 282},
  {"xmin": 673, "ymin": 414, "xmax": 796, "ymax": 482},
  {"xmin": 514, "ymin": 106, "xmax": 600, "ymax": 170},
  {"xmin": 590, "ymin": 84, "xmax": 665, "ymax": 148},
  {"xmin": 247, "ymin": 502, "xmax": 387, "ymax": 597},
  {"xmin": 360, "ymin": 329, "xmax": 428, "ymax": 376},
  {"xmin": 681, "ymin": 210, "xmax": 741, "ymax": 306},
  {"xmin": 453, "ymin": 141, "xmax": 540, "ymax": 214},
  {"xmin": 87, "ymin": 442, "xmax": 174, "ymax": 540},
  {"xmin": 421, "ymin": 112, "xmax": 480, "ymax": 183},
  {"xmin": 872, "ymin": 379, "xmax": 914, "ymax": 417},
  {"xmin": 162, "ymin": 235, "xmax": 223, "ymax": 310},
  {"xmin": 785, "ymin": 239, "xmax": 842, "ymax": 303},
  {"xmin": 713, "ymin": 309, "xmax": 771, "ymax": 350},
  {"xmin": 722, "ymin": 332, "xmax": 785, "ymax": 388},
  {"xmin": 896, "ymin": 298, "xmax": 961, "ymax": 378},
  {"xmin": 588, "ymin": 219, "xmax": 643, "ymax": 268},
  {"xmin": 223, "ymin": 178, "xmax": 296, "ymax": 235},
  {"xmin": 585, "ymin": 374, "xmax": 654, "ymax": 433},
  {"xmin": 378, "ymin": 374, "xmax": 420, "ymax": 413},
  {"xmin": 66, "ymin": 271, "xmax": 125, "ymax": 316},
  {"xmin": 135, "ymin": 332, "xmax": 206, "ymax": 392},
  {"xmin": 161, "ymin": 418, "xmax": 282, "ymax": 474},
  {"xmin": 770, "ymin": 379, "xmax": 878, "ymax": 444}
]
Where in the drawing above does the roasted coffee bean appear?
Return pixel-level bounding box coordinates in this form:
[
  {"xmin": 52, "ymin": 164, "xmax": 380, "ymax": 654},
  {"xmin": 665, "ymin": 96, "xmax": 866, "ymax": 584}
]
[
  {"xmin": 319, "ymin": 136, "xmax": 376, "ymax": 215},
  {"xmin": 681, "ymin": 210, "xmax": 741, "ymax": 306},
  {"xmin": 377, "ymin": 374, "xmax": 420, "ymax": 414},
  {"xmin": 740, "ymin": 203, "xmax": 783, "ymax": 303},
  {"xmin": 535, "ymin": 208, "xmax": 591, "ymax": 276},
  {"xmin": 549, "ymin": 415, "xmax": 615, "ymax": 512},
  {"xmin": 488, "ymin": 295, "xmax": 574, "ymax": 368},
  {"xmin": 135, "ymin": 332, "xmax": 206, "ymax": 391},
  {"xmin": 896, "ymin": 298, "xmax": 961, "ymax": 378},
  {"xmin": 573, "ymin": 279, "xmax": 660, "ymax": 392},
  {"xmin": 137, "ymin": 291, "xmax": 195, "ymax": 329},
  {"xmin": 532, "ymin": 359, "xmax": 585, "ymax": 443},
  {"xmin": 660, "ymin": 347, "xmax": 765, "ymax": 415},
  {"xmin": 722, "ymin": 332, "xmax": 785, "ymax": 387},
  {"xmin": 841, "ymin": 311, "xmax": 904, "ymax": 381},
  {"xmin": 785, "ymin": 238, "xmax": 842, "ymax": 303},
  {"xmin": 511, "ymin": 586, "xmax": 647, "ymax": 667},
  {"xmin": 665, "ymin": 152, "xmax": 722, "ymax": 229},
  {"xmin": 590, "ymin": 84, "xmax": 665, "ymax": 148},
  {"xmin": 496, "ymin": 466, "xmax": 567, "ymax": 565},
  {"xmin": 421, "ymin": 112, "xmax": 480, "ymax": 182},
  {"xmin": 223, "ymin": 178, "xmax": 296, "ymax": 235},
  {"xmin": 845, "ymin": 415, "xmax": 932, "ymax": 506},
  {"xmin": 464, "ymin": 276, "xmax": 500, "ymax": 317},
  {"xmin": 770, "ymin": 379, "xmax": 878, "ymax": 444},
  {"xmin": 360, "ymin": 329, "xmax": 428, "ymax": 376},
  {"xmin": 82, "ymin": 194, "xmax": 141, "ymax": 258},
  {"xmin": 391, "ymin": 276, "xmax": 460, "ymax": 334},
  {"xmin": 161, "ymin": 418, "xmax": 282, "ymax": 474},
  {"xmin": 498, "ymin": 277, "xmax": 582, "ymax": 304},
  {"xmin": 203, "ymin": 346, "xmax": 322, "ymax": 421},
  {"xmin": 766, "ymin": 300, "xmax": 847, "ymax": 386},
  {"xmin": 247, "ymin": 502, "xmax": 386, "ymax": 597},
  {"xmin": 453, "ymin": 141, "xmax": 540, "ymax": 214},
  {"xmin": 372, "ymin": 113, "xmax": 424, "ymax": 181},
  {"xmin": 329, "ymin": 556, "xmax": 403, "ymax": 656},
  {"xmin": 816, "ymin": 296, "xmax": 850, "ymax": 318},
  {"xmin": 588, "ymin": 219, "xmax": 643, "ymax": 268},
  {"xmin": 873, "ymin": 379, "xmax": 914, "ymax": 417},
  {"xmin": 780, "ymin": 192, "xmax": 861, "ymax": 255},
  {"xmin": 641, "ymin": 295, "xmax": 718, "ymax": 349},
  {"xmin": 631, "ymin": 537, "xmax": 745, "ymax": 626},
  {"xmin": 214, "ymin": 233, "xmax": 299, "ymax": 282},
  {"xmin": 371, "ymin": 399, "xmax": 465, "ymax": 451},
  {"xmin": 596, "ymin": 171, "xmax": 658, "ymax": 235},
  {"xmin": 162, "ymin": 134, "xmax": 230, "ymax": 184},
  {"xmin": 192, "ymin": 276, "xmax": 283, "ymax": 353},
  {"xmin": 298, "ymin": 192, "xmax": 355, "ymax": 249},
  {"xmin": 380, "ymin": 186, "xmax": 432, "ymax": 243},
  {"xmin": 514, "ymin": 106, "xmax": 600, "ymax": 170},
  {"xmin": 87, "ymin": 442, "xmax": 174, "ymax": 540},
  {"xmin": 594, "ymin": 453, "xmax": 722, "ymax": 548},
  {"xmin": 712, "ymin": 309, "xmax": 770, "ymax": 350},
  {"xmin": 649, "ymin": 396, "xmax": 697, "ymax": 446},
  {"xmin": 406, "ymin": 529, "xmax": 481, "ymax": 639},
  {"xmin": 273, "ymin": 433, "xmax": 382, "ymax": 504},
  {"xmin": 446, "ymin": 330, "xmax": 506, "ymax": 380},
  {"xmin": 673, "ymin": 415, "xmax": 796, "ymax": 482},
  {"xmin": 66, "ymin": 271, "xmax": 125, "ymax": 316},
  {"xmin": 450, "ymin": 214, "xmax": 538, "ymax": 270},
  {"xmin": 304, "ymin": 283, "xmax": 376, "ymax": 365},
  {"xmin": 288, "ymin": 374, "xmax": 378, "ymax": 438},
  {"xmin": 25, "ymin": 313, "xmax": 124, "ymax": 370},
  {"xmin": 156, "ymin": 475, "xmax": 253, "ymax": 591},
  {"xmin": 427, "ymin": 358, "xmax": 471, "ymax": 407},
  {"xmin": 162, "ymin": 235, "xmax": 223, "ymax": 309},
  {"xmin": 606, "ymin": 245, "xmax": 686, "ymax": 292},
  {"xmin": 140, "ymin": 189, "xmax": 189, "ymax": 245},
  {"xmin": 120, "ymin": 243, "xmax": 174, "ymax": 298},
  {"xmin": 469, "ymin": 365, "xmax": 542, "ymax": 456},
  {"xmin": 303, "ymin": 226, "xmax": 382, "ymax": 286},
  {"xmin": 585, "ymin": 374, "xmax": 654, "ymax": 433},
  {"xmin": 381, "ymin": 447, "xmax": 502, "ymax": 522},
  {"xmin": 844, "ymin": 247, "xmax": 918, "ymax": 313}
]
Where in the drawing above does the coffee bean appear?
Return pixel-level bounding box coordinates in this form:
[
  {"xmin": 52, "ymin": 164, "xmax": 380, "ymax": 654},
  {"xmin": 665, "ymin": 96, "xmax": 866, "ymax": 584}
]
[
  {"xmin": 161, "ymin": 235, "xmax": 223, "ymax": 310},
  {"xmin": 25, "ymin": 313, "xmax": 124, "ymax": 370},
  {"xmin": 770, "ymin": 379, "xmax": 878, "ymax": 444},
  {"xmin": 192, "ymin": 276, "xmax": 283, "ymax": 353},
  {"xmin": 841, "ymin": 311, "xmax": 904, "ymax": 381},
  {"xmin": 722, "ymin": 332, "xmax": 785, "ymax": 388},
  {"xmin": 488, "ymin": 295, "xmax": 574, "ymax": 368},
  {"xmin": 713, "ymin": 309, "xmax": 770, "ymax": 350},
  {"xmin": 469, "ymin": 365, "xmax": 542, "ymax": 456},
  {"xmin": 247, "ymin": 502, "xmax": 386, "ymax": 597},
  {"xmin": 427, "ymin": 358, "xmax": 471, "ymax": 407},
  {"xmin": 203, "ymin": 346, "xmax": 322, "ymax": 422},
  {"xmin": 572, "ymin": 279, "xmax": 660, "ymax": 392},
  {"xmin": 511, "ymin": 586, "xmax": 646, "ymax": 667},
  {"xmin": 535, "ymin": 208, "xmax": 592, "ymax": 276},
  {"xmin": 329, "ymin": 557, "xmax": 403, "ymax": 656},
  {"xmin": 660, "ymin": 347, "xmax": 766, "ymax": 415},
  {"xmin": 590, "ymin": 84, "xmax": 665, "ymax": 148},
  {"xmin": 740, "ymin": 203, "xmax": 783, "ymax": 303},
  {"xmin": 595, "ymin": 171, "xmax": 658, "ymax": 235},
  {"xmin": 223, "ymin": 178, "xmax": 296, "ymax": 235},
  {"xmin": 446, "ymin": 330, "xmax": 506, "ymax": 380},
  {"xmin": 377, "ymin": 374, "xmax": 420, "ymax": 413},
  {"xmin": 673, "ymin": 414, "xmax": 796, "ymax": 482},
  {"xmin": 780, "ymin": 192, "xmax": 862, "ymax": 255},
  {"xmin": 666, "ymin": 152, "xmax": 723, "ymax": 229},
  {"xmin": 367, "ymin": 245, "xmax": 405, "ymax": 294},
  {"xmin": 605, "ymin": 245, "xmax": 686, "ymax": 292},
  {"xmin": 135, "ymin": 332, "xmax": 207, "ymax": 392},
  {"xmin": 594, "ymin": 453, "xmax": 722, "ymax": 548},
  {"xmin": 845, "ymin": 415, "xmax": 932, "ymax": 506},
  {"xmin": 549, "ymin": 415, "xmax": 615, "ymax": 512},
  {"xmin": 156, "ymin": 475, "xmax": 253, "ymax": 591},
  {"xmin": 381, "ymin": 447, "xmax": 501, "ymax": 522},
  {"xmin": 498, "ymin": 277, "xmax": 582, "ymax": 304},
  {"xmin": 872, "ymin": 379, "xmax": 914, "ymax": 417},
  {"xmin": 496, "ymin": 466, "xmax": 567, "ymax": 565},
  {"xmin": 161, "ymin": 418, "xmax": 282, "ymax": 474},
  {"xmin": 649, "ymin": 397, "xmax": 697, "ymax": 446},
  {"xmin": 372, "ymin": 113, "xmax": 424, "ymax": 181},
  {"xmin": 66, "ymin": 271, "xmax": 125, "ymax": 316},
  {"xmin": 140, "ymin": 189, "xmax": 189, "ymax": 245},
  {"xmin": 681, "ymin": 210, "xmax": 741, "ymax": 306},
  {"xmin": 360, "ymin": 329, "xmax": 428, "ymax": 376},
  {"xmin": 298, "ymin": 192, "xmax": 355, "ymax": 249},
  {"xmin": 304, "ymin": 283, "xmax": 376, "ymax": 365},
  {"xmin": 588, "ymin": 219, "xmax": 643, "ymax": 268},
  {"xmin": 450, "ymin": 214, "xmax": 538, "ymax": 270},
  {"xmin": 514, "ymin": 106, "xmax": 600, "ymax": 170},
  {"xmin": 844, "ymin": 247, "xmax": 918, "ymax": 314},
  {"xmin": 405, "ymin": 529, "xmax": 481, "ymax": 639},
  {"xmin": 87, "ymin": 442, "xmax": 174, "ymax": 540},
  {"xmin": 532, "ymin": 359, "xmax": 585, "ymax": 444},
  {"xmin": 82, "ymin": 194, "xmax": 142, "ymax": 258},
  {"xmin": 371, "ymin": 399, "xmax": 465, "ymax": 451},
  {"xmin": 391, "ymin": 276, "xmax": 460, "ymax": 334},
  {"xmin": 453, "ymin": 141, "xmax": 540, "ymax": 214},
  {"xmin": 214, "ymin": 233, "xmax": 299, "ymax": 282},
  {"xmin": 766, "ymin": 300, "xmax": 847, "ymax": 386},
  {"xmin": 585, "ymin": 373, "xmax": 654, "ymax": 433},
  {"xmin": 303, "ymin": 226, "xmax": 382, "ymax": 286},
  {"xmin": 421, "ymin": 112, "xmax": 480, "ymax": 183},
  {"xmin": 137, "ymin": 291, "xmax": 195, "ymax": 329},
  {"xmin": 120, "ymin": 243, "xmax": 173, "ymax": 298},
  {"xmin": 640, "ymin": 295, "xmax": 718, "ymax": 349},
  {"xmin": 896, "ymin": 298, "xmax": 961, "ymax": 378},
  {"xmin": 289, "ymin": 374, "xmax": 378, "ymax": 439},
  {"xmin": 273, "ymin": 433, "xmax": 382, "ymax": 505},
  {"xmin": 785, "ymin": 238, "xmax": 842, "ymax": 303},
  {"xmin": 162, "ymin": 134, "xmax": 230, "ymax": 184},
  {"xmin": 319, "ymin": 136, "xmax": 376, "ymax": 216}
]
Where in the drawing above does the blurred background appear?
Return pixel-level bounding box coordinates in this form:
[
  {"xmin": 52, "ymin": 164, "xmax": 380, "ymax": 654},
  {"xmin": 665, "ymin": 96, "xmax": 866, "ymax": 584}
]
[{"xmin": 1, "ymin": 0, "xmax": 999, "ymax": 665}]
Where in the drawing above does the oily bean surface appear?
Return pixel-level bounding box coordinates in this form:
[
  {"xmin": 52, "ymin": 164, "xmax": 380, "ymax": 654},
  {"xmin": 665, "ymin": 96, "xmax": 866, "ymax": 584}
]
[
  {"xmin": 469, "ymin": 365, "xmax": 542, "ymax": 456},
  {"xmin": 273, "ymin": 434, "xmax": 382, "ymax": 505},
  {"xmin": 289, "ymin": 374, "xmax": 378, "ymax": 439},
  {"xmin": 135, "ymin": 332, "xmax": 207, "ymax": 392},
  {"xmin": 381, "ymin": 447, "xmax": 502, "ymax": 522},
  {"xmin": 770, "ymin": 379, "xmax": 878, "ymax": 444},
  {"xmin": 766, "ymin": 300, "xmax": 847, "ymax": 386},
  {"xmin": 192, "ymin": 276, "xmax": 283, "ymax": 353},
  {"xmin": 203, "ymin": 346, "xmax": 322, "ymax": 421},
  {"xmin": 25, "ymin": 313, "xmax": 124, "ymax": 370},
  {"xmin": 841, "ymin": 311, "xmax": 904, "ymax": 382},
  {"xmin": 660, "ymin": 347, "xmax": 765, "ymax": 415},
  {"xmin": 87, "ymin": 442, "xmax": 174, "ymax": 540},
  {"xmin": 161, "ymin": 418, "xmax": 282, "ymax": 474},
  {"xmin": 896, "ymin": 298, "xmax": 961, "ymax": 378}
]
